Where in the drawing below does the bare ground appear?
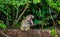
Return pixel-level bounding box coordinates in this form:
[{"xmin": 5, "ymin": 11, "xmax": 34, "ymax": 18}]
[{"xmin": 0, "ymin": 29, "xmax": 60, "ymax": 37}]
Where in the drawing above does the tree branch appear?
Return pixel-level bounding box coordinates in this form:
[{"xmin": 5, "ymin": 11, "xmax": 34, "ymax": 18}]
[
  {"xmin": 0, "ymin": 31, "xmax": 10, "ymax": 37},
  {"xmin": 15, "ymin": 3, "xmax": 29, "ymax": 25}
]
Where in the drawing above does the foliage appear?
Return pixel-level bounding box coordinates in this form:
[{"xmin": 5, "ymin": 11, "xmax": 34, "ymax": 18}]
[
  {"xmin": 46, "ymin": 0, "xmax": 60, "ymax": 12},
  {"xmin": 0, "ymin": 20, "xmax": 7, "ymax": 29},
  {"xmin": 0, "ymin": 0, "xmax": 59, "ymax": 29},
  {"xmin": 57, "ymin": 21, "xmax": 60, "ymax": 24},
  {"xmin": 33, "ymin": 0, "xmax": 41, "ymax": 4},
  {"xmin": 0, "ymin": 23, "xmax": 7, "ymax": 29},
  {"xmin": 51, "ymin": 29, "xmax": 58, "ymax": 37}
]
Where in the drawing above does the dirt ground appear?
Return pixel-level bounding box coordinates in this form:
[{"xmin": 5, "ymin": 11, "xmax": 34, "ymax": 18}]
[{"xmin": 0, "ymin": 29, "xmax": 60, "ymax": 37}]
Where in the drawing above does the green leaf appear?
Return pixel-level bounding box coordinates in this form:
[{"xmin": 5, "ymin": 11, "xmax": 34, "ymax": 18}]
[
  {"xmin": 0, "ymin": 23, "xmax": 7, "ymax": 29},
  {"xmin": 51, "ymin": 29, "xmax": 56, "ymax": 36},
  {"xmin": 34, "ymin": 19, "xmax": 40, "ymax": 25},
  {"xmin": 55, "ymin": 35, "xmax": 58, "ymax": 37},
  {"xmin": 33, "ymin": 0, "xmax": 41, "ymax": 4},
  {"xmin": 57, "ymin": 21, "xmax": 60, "ymax": 24},
  {"xmin": 46, "ymin": 0, "xmax": 60, "ymax": 12},
  {"xmin": 0, "ymin": 20, "xmax": 3, "ymax": 23}
]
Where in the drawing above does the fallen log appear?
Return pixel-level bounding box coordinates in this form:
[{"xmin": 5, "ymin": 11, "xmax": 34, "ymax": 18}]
[{"xmin": 0, "ymin": 29, "xmax": 60, "ymax": 37}]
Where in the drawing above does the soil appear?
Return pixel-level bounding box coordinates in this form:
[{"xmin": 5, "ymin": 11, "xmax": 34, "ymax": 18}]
[{"xmin": 0, "ymin": 29, "xmax": 60, "ymax": 37}]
